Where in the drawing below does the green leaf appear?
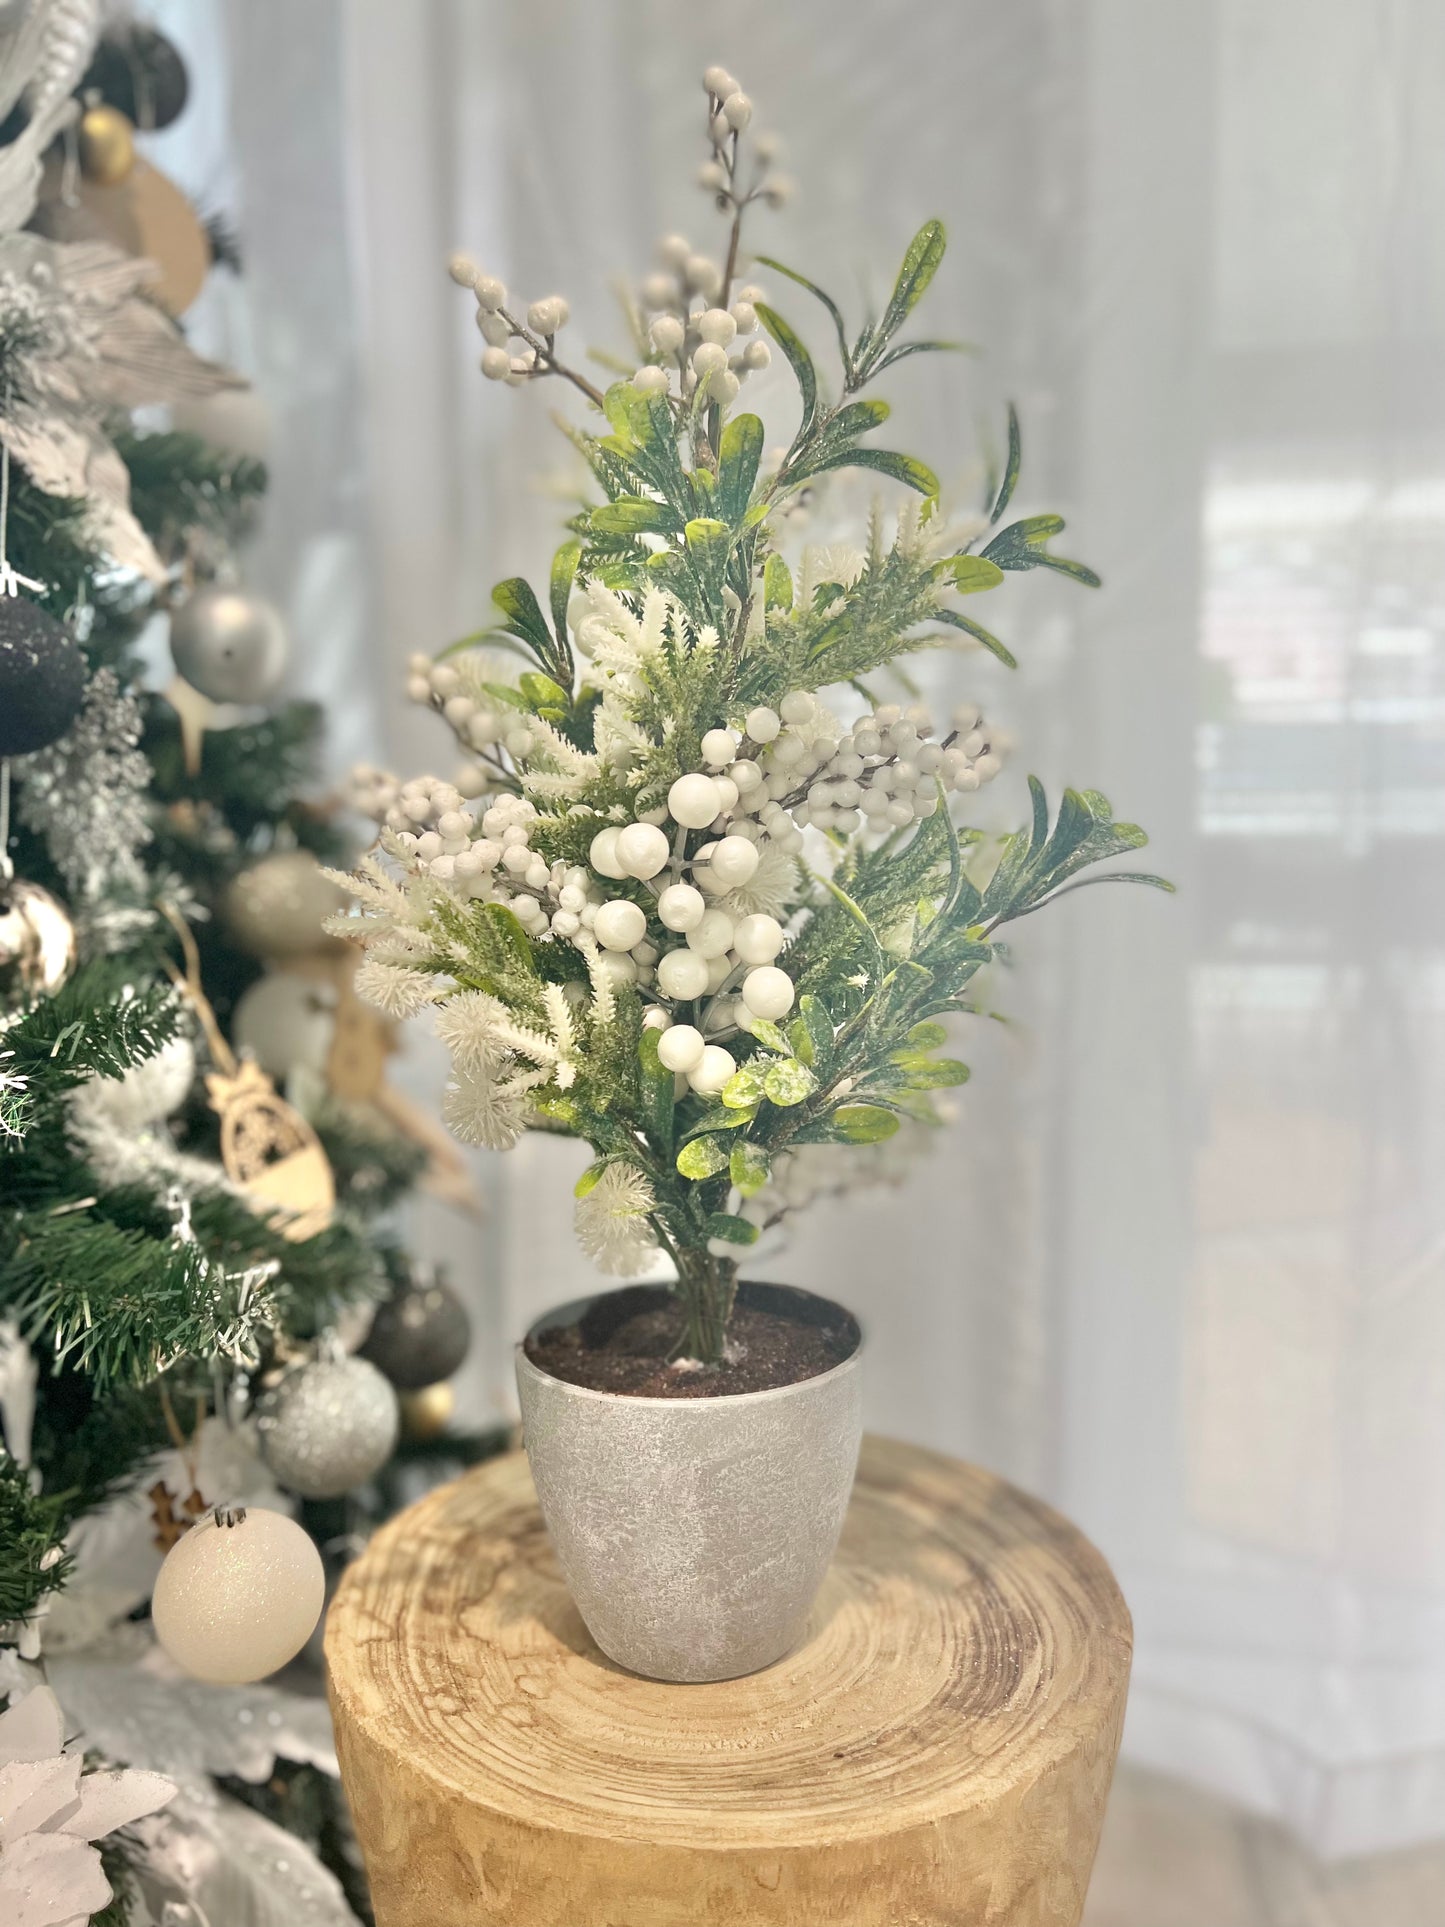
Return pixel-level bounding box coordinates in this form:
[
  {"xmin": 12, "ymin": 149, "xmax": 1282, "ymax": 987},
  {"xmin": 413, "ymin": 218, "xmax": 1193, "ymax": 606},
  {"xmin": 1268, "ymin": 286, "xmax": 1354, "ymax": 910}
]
[
  {"xmin": 479, "ymin": 901, "xmax": 538, "ymax": 973},
  {"xmin": 707, "ymin": 1211, "xmax": 760, "ymax": 1246},
  {"xmin": 763, "ymin": 1058, "xmax": 817, "ymax": 1107},
  {"xmin": 797, "ymin": 994, "xmax": 834, "ymax": 1066},
  {"xmin": 990, "ymin": 403, "xmax": 1022, "ymax": 524},
  {"xmin": 807, "ymin": 447, "xmax": 939, "ymax": 497},
  {"xmin": 981, "ymin": 514, "xmax": 1101, "ymax": 588},
  {"xmin": 789, "ymin": 1016, "xmax": 816, "ymax": 1065},
  {"xmin": 729, "ymin": 1142, "xmax": 771, "ymax": 1197},
  {"xmin": 591, "ymin": 497, "xmax": 682, "ymax": 536},
  {"xmin": 893, "ymin": 1055, "xmax": 971, "ymax": 1088},
  {"xmin": 933, "ymin": 607, "xmax": 1018, "ymax": 669},
  {"xmin": 717, "ymin": 413, "xmax": 764, "ymax": 524},
  {"xmin": 639, "ymin": 1028, "xmax": 676, "ymax": 1153},
  {"xmin": 549, "ymin": 539, "xmax": 581, "ymax": 657},
  {"xmin": 754, "ymin": 253, "xmax": 853, "ymax": 377},
  {"xmin": 491, "ymin": 577, "xmax": 553, "ymax": 660},
  {"xmin": 757, "ymin": 302, "xmax": 819, "ymax": 436},
  {"xmin": 938, "ymin": 555, "xmax": 1005, "ymax": 595},
  {"xmin": 677, "ymin": 1134, "xmax": 730, "ymax": 1180},
  {"xmin": 574, "ymin": 1161, "xmax": 607, "ymax": 1198},
  {"xmin": 830, "ymin": 1104, "xmax": 902, "ymax": 1144},
  {"xmin": 904, "ymin": 1021, "xmax": 948, "ymax": 1050},
  {"xmin": 864, "ymin": 219, "xmax": 947, "ymax": 368},
  {"xmin": 1029, "ymin": 773, "xmax": 1049, "ymax": 850},
  {"xmin": 871, "ymin": 338, "xmax": 972, "ymax": 373},
  {"xmin": 519, "ymin": 671, "xmax": 569, "ymax": 710},
  {"xmin": 733, "ymin": 1010, "xmax": 792, "ymax": 1054},
  {"xmin": 722, "ymin": 1065, "xmax": 769, "ymax": 1110},
  {"xmin": 684, "ymin": 516, "xmax": 731, "ymax": 557},
  {"xmin": 763, "ymin": 551, "xmax": 794, "ymax": 610}
]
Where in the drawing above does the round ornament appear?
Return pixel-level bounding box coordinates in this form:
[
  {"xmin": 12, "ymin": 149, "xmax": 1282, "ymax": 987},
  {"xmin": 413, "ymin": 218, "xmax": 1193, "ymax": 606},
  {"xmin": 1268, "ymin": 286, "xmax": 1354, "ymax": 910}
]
[
  {"xmin": 360, "ymin": 1270, "xmax": 472, "ymax": 1391},
  {"xmin": 232, "ymin": 970, "xmax": 336, "ymax": 1080},
  {"xmin": 169, "ymin": 586, "xmax": 288, "ymax": 705},
  {"xmin": 0, "ymin": 599, "xmax": 87, "ymax": 756},
  {"xmin": 151, "ymin": 1504, "xmax": 324, "ymax": 1685},
  {"xmin": 77, "ymin": 103, "xmax": 136, "ymax": 186},
  {"xmin": 398, "ymin": 1381, "xmax": 455, "ymax": 1443},
  {"xmin": 0, "ymin": 880, "xmax": 77, "ymax": 997},
  {"xmin": 83, "ymin": 25, "xmax": 191, "ymax": 131},
  {"xmin": 255, "ymin": 1355, "xmax": 399, "ymax": 1499},
  {"xmin": 223, "ymin": 851, "xmax": 350, "ymax": 959},
  {"xmin": 77, "ymin": 1033, "xmax": 194, "ymax": 1131}
]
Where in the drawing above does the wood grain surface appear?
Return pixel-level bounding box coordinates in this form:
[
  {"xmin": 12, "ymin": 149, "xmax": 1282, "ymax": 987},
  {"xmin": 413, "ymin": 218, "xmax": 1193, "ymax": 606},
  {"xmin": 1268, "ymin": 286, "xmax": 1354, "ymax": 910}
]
[{"xmin": 326, "ymin": 1435, "xmax": 1132, "ymax": 1926}]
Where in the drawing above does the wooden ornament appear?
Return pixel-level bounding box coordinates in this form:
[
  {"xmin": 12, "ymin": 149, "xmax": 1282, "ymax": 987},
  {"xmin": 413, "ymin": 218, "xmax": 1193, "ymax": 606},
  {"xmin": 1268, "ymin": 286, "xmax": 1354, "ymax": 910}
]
[
  {"xmin": 162, "ymin": 907, "xmax": 335, "ymax": 1243},
  {"xmin": 205, "ymin": 1056, "xmax": 335, "ymax": 1243},
  {"xmin": 328, "ymin": 1437, "xmax": 1132, "ymax": 1927},
  {"xmin": 148, "ymin": 1478, "xmax": 207, "ymax": 1553}
]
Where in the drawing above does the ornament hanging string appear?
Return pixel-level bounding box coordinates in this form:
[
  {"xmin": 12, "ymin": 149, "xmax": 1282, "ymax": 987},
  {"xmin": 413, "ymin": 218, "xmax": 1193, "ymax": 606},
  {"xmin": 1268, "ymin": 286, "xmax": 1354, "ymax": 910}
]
[{"xmin": 159, "ymin": 899, "xmax": 236, "ymax": 1072}]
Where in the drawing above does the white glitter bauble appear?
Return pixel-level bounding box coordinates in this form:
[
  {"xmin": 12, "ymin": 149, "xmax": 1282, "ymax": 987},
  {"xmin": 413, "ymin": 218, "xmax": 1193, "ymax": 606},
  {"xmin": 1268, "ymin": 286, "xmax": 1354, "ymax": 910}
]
[
  {"xmin": 232, "ymin": 971, "xmax": 336, "ymax": 1081},
  {"xmin": 255, "ymin": 1356, "xmax": 399, "ymax": 1499},
  {"xmin": 170, "ymin": 586, "xmax": 289, "ymax": 705},
  {"xmin": 76, "ymin": 1033, "xmax": 195, "ymax": 1131},
  {"xmin": 151, "ymin": 1506, "xmax": 324, "ymax": 1685}
]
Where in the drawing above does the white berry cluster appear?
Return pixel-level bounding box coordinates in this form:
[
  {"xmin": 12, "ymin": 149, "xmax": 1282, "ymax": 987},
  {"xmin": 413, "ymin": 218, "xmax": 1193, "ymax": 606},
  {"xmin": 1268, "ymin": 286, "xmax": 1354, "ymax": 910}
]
[
  {"xmin": 447, "ymin": 252, "xmax": 572, "ymax": 385},
  {"xmin": 404, "ymin": 651, "xmax": 535, "ymax": 770},
  {"xmin": 630, "ymin": 64, "xmax": 787, "ymax": 406}
]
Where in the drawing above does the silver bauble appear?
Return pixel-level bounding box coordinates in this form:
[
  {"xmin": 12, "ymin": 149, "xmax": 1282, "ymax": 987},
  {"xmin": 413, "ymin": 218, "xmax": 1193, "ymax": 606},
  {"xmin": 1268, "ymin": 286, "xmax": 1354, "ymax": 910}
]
[
  {"xmin": 232, "ymin": 971, "xmax": 336, "ymax": 1080},
  {"xmin": 0, "ymin": 879, "xmax": 77, "ymax": 997},
  {"xmin": 223, "ymin": 850, "xmax": 350, "ymax": 959},
  {"xmin": 255, "ymin": 1356, "xmax": 399, "ymax": 1499},
  {"xmin": 169, "ymin": 585, "xmax": 288, "ymax": 705}
]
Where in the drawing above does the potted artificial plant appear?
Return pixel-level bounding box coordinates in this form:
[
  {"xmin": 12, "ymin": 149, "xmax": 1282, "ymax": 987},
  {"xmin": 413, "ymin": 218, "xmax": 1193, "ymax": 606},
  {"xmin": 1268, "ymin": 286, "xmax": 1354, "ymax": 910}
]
[{"xmin": 333, "ymin": 64, "xmax": 1167, "ymax": 1682}]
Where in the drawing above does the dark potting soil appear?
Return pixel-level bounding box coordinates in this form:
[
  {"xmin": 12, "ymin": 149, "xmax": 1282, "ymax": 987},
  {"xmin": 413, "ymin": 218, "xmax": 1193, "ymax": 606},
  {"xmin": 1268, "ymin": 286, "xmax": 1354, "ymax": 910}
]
[{"xmin": 524, "ymin": 1281, "xmax": 861, "ymax": 1399}]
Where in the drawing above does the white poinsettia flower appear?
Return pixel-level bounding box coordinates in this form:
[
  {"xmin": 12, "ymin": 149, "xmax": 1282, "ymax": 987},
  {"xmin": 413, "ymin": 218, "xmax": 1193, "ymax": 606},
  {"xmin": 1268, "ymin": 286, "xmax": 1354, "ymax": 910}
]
[
  {"xmin": 0, "ymin": 1684, "xmax": 175, "ymax": 1927},
  {"xmin": 575, "ymin": 1163, "xmax": 660, "ymax": 1275}
]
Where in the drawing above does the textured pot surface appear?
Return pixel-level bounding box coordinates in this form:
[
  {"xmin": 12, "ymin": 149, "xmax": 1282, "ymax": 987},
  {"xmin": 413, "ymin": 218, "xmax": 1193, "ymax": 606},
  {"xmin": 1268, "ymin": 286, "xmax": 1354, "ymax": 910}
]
[{"xmin": 515, "ymin": 1281, "xmax": 864, "ymax": 1683}]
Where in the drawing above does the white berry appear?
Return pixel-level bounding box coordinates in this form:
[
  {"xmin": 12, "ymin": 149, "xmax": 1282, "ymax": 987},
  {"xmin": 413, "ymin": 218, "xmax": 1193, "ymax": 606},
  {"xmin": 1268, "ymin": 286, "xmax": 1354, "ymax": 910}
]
[
  {"xmin": 686, "ymin": 908, "xmax": 735, "ymax": 958},
  {"xmin": 734, "ymin": 913, "xmax": 784, "ymax": 964},
  {"xmin": 658, "ymin": 1023, "xmax": 706, "ymax": 1073},
  {"xmin": 657, "ymin": 882, "xmax": 707, "ymax": 932},
  {"xmin": 668, "ymin": 773, "xmax": 723, "ymax": 828},
  {"xmin": 742, "ymin": 966, "xmax": 794, "ymax": 1021},
  {"xmin": 616, "ymin": 821, "xmax": 671, "ymax": 879},
  {"xmin": 657, "ymin": 947, "xmax": 710, "ymax": 1000},
  {"xmin": 706, "ymin": 834, "xmax": 760, "ymax": 890},
  {"xmin": 746, "ymin": 706, "xmax": 780, "ymax": 743},
  {"xmin": 595, "ymin": 899, "xmax": 647, "ymax": 952},
  {"xmin": 590, "ymin": 827, "xmax": 627, "ymax": 879},
  {"xmin": 701, "ymin": 727, "xmax": 738, "ymax": 768},
  {"xmin": 688, "ymin": 1045, "xmax": 736, "ymax": 1096}
]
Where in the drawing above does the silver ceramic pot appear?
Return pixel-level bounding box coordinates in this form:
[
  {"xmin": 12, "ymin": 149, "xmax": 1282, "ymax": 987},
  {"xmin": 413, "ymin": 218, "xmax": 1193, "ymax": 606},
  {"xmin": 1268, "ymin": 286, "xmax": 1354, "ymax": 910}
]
[{"xmin": 515, "ymin": 1281, "xmax": 864, "ymax": 1683}]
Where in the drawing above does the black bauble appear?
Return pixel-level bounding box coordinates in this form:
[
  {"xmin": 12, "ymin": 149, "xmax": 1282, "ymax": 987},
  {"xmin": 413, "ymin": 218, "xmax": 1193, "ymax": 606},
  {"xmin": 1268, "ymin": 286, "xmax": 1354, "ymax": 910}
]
[
  {"xmin": 82, "ymin": 26, "xmax": 190, "ymax": 131},
  {"xmin": 361, "ymin": 1270, "xmax": 472, "ymax": 1390},
  {"xmin": 0, "ymin": 599, "xmax": 87, "ymax": 756}
]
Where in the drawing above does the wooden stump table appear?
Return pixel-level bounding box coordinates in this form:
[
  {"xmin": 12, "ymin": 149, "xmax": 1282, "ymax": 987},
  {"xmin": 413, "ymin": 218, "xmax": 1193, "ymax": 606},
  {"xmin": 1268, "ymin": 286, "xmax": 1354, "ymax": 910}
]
[{"xmin": 326, "ymin": 1436, "xmax": 1131, "ymax": 1926}]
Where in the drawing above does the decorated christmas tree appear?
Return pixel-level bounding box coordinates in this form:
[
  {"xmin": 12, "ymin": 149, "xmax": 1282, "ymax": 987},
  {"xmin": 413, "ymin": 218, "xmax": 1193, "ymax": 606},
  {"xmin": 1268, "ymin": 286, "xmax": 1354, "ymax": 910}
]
[{"xmin": 0, "ymin": 10, "xmax": 482, "ymax": 1921}]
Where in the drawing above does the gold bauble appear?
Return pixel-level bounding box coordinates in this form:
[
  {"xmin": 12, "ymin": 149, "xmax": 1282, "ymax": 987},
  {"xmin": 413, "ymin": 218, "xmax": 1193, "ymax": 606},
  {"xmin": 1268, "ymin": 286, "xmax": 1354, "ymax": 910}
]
[
  {"xmin": 222, "ymin": 851, "xmax": 350, "ymax": 960},
  {"xmin": 399, "ymin": 1381, "xmax": 455, "ymax": 1443},
  {"xmin": 78, "ymin": 104, "xmax": 137, "ymax": 187},
  {"xmin": 0, "ymin": 880, "xmax": 77, "ymax": 997}
]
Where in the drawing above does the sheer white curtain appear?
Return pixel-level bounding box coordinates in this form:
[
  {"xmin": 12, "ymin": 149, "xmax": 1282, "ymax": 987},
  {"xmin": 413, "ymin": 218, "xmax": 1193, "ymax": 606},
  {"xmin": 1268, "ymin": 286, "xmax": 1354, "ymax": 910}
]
[{"xmin": 212, "ymin": 0, "xmax": 1445, "ymax": 1857}]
